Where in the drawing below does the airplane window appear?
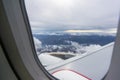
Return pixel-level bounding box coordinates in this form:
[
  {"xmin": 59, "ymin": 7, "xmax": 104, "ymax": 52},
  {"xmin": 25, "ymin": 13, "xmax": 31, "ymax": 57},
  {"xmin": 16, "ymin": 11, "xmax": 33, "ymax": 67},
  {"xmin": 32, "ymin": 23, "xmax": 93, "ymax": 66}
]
[{"xmin": 24, "ymin": 0, "xmax": 119, "ymax": 80}]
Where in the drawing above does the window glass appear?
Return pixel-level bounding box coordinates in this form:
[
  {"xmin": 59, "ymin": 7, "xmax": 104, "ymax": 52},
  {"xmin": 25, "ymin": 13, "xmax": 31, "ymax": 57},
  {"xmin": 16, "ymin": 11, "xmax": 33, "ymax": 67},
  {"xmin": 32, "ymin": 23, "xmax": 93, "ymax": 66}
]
[{"xmin": 25, "ymin": 0, "xmax": 119, "ymax": 79}]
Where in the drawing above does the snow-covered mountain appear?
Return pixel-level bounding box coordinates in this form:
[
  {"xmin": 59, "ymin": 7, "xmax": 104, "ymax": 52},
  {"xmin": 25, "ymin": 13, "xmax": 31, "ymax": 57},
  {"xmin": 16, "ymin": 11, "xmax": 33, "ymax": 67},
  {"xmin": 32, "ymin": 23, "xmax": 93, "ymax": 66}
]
[{"xmin": 33, "ymin": 33, "xmax": 115, "ymax": 56}]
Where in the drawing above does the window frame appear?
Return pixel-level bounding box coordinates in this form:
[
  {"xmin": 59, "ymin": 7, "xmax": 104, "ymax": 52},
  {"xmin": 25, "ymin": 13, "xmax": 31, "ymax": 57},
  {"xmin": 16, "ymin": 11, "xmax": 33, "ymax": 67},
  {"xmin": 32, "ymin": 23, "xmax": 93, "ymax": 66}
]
[
  {"xmin": 0, "ymin": 0, "xmax": 120, "ymax": 80},
  {"xmin": 0, "ymin": 0, "xmax": 57, "ymax": 80}
]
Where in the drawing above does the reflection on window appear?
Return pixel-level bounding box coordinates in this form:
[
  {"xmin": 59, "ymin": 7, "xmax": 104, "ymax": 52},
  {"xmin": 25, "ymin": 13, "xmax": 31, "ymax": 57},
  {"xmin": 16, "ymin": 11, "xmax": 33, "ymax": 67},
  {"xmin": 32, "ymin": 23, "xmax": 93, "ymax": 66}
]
[{"xmin": 25, "ymin": 0, "xmax": 119, "ymax": 80}]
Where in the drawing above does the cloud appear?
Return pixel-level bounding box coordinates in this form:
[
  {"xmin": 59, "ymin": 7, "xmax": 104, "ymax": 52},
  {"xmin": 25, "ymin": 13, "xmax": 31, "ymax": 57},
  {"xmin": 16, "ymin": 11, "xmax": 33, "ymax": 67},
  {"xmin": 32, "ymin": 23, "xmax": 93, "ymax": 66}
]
[
  {"xmin": 38, "ymin": 53, "xmax": 63, "ymax": 66},
  {"xmin": 64, "ymin": 28, "xmax": 117, "ymax": 34},
  {"xmin": 65, "ymin": 30, "xmax": 103, "ymax": 33},
  {"xmin": 33, "ymin": 37, "xmax": 42, "ymax": 50},
  {"xmin": 25, "ymin": 0, "xmax": 120, "ymax": 32},
  {"xmin": 35, "ymin": 40, "xmax": 102, "ymax": 55}
]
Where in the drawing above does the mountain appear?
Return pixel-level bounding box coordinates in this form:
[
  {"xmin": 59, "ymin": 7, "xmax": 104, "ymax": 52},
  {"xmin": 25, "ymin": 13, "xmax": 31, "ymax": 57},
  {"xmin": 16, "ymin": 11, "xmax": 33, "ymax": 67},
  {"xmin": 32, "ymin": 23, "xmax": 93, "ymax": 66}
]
[{"xmin": 33, "ymin": 33, "xmax": 115, "ymax": 54}]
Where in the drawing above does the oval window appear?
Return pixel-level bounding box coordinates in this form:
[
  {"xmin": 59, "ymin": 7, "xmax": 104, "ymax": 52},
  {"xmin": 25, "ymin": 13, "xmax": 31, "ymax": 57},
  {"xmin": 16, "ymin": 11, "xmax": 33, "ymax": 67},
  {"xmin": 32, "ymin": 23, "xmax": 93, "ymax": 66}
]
[{"xmin": 24, "ymin": 0, "xmax": 119, "ymax": 80}]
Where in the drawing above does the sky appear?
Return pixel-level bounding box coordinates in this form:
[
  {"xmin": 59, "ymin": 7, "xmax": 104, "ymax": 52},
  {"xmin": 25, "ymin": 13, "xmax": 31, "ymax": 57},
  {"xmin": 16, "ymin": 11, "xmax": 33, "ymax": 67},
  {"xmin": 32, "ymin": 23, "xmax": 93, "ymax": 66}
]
[{"xmin": 25, "ymin": 0, "xmax": 120, "ymax": 34}]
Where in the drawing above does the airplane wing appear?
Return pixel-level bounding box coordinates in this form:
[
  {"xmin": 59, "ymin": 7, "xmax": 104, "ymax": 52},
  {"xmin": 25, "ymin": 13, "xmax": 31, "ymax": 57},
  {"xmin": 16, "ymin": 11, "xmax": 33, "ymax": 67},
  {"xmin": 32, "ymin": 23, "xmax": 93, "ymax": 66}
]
[{"xmin": 38, "ymin": 42, "xmax": 114, "ymax": 80}]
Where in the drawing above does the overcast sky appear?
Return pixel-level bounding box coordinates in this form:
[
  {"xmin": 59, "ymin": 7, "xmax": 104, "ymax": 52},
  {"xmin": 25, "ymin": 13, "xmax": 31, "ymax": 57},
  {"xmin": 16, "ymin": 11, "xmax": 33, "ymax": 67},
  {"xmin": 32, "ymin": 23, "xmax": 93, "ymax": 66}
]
[{"xmin": 25, "ymin": 0, "xmax": 120, "ymax": 33}]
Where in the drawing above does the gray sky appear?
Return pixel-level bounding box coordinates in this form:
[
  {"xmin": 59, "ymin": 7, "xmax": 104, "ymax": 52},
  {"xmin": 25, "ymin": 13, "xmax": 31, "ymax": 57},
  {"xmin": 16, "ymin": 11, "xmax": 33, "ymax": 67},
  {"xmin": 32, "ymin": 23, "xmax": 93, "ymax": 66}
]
[{"xmin": 25, "ymin": 0, "xmax": 120, "ymax": 33}]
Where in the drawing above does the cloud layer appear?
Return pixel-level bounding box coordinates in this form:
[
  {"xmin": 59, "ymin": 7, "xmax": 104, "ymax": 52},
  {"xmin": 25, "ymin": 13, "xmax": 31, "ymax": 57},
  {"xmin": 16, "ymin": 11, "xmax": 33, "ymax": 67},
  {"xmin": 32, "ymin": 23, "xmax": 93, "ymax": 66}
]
[{"xmin": 25, "ymin": 0, "xmax": 120, "ymax": 33}]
